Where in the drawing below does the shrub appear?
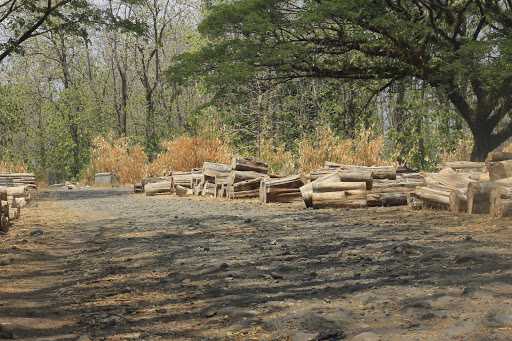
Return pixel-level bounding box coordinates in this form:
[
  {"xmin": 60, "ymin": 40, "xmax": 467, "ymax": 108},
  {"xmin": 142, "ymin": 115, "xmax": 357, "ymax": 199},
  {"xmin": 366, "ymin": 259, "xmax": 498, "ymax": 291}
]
[
  {"xmin": 86, "ymin": 135, "xmax": 148, "ymax": 184},
  {"xmin": 148, "ymin": 136, "xmax": 232, "ymax": 175},
  {"xmin": 0, "ymin": 161, "xmax": 27, "ymax": 173},
  {"xmin": 297, "ymin": 125, "xmax": 389, "ymax": 174}
]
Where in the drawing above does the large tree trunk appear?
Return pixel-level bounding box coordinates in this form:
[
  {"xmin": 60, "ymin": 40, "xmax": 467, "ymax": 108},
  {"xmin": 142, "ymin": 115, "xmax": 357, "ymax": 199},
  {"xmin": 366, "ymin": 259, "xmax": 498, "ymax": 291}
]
[{"xmin": 470, "ymin": 127, "xmax": 495, "ymax": 162}]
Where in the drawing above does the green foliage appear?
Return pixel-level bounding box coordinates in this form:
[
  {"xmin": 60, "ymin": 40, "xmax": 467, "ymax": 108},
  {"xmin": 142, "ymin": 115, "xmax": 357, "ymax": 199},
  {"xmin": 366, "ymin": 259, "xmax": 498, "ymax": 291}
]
[{"xmin": 172, "ymin": 0, "xmax": 512, "ymax": 160}]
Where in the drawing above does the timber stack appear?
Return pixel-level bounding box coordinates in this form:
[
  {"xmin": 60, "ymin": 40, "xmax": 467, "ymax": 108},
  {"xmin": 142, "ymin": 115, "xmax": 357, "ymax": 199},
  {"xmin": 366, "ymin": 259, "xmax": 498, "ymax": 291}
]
[
  {"xmin": 301, "ymin": 162, "xmax": 423, "ymax": 209},
  {"xmin": 226, "ymin": 157, "xmax": 268, "ymax": 199},
  {"xmin": 0, "ymin": 173, "xmax": 37, "ymax": 189},
  {"xmin": 0, "ymin": 181, "xmax": 37, "ymax": 233},
  {"xmin": 260, "ymin": 175, "xmax": 304, "ymax": 203}
]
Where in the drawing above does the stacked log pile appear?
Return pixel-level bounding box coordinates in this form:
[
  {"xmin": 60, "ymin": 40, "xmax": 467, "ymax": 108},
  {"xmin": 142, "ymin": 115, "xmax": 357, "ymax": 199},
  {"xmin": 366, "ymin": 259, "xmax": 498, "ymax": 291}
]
[
  {"xmin": 0, "ymin": 173, "xmax": 37, "ymax": 189},
  {"xmin": 199, "ymin": 162, "xmax": 231, "ymax": 197},
  {"xmin": 227, "ymin": 158, "xmax": 268, "ymax": 199},
  {"xmin": 301, "ymin": 163, "xmax": 421, "ymax": 209},
  {"xmin": 260, "ymin": 175, "xmax": 304, "ymax": 203},
  {"xmin": 409, "ymin": 168, "xmax": 477, "ymax": 212},
  {"xmin": 0, "ymin": 183, "xmax": 36, "ymax": 232}
]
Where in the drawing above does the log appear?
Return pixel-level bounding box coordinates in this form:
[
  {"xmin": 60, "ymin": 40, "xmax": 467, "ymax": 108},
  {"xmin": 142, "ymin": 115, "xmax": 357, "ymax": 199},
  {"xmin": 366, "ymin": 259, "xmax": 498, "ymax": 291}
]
[
  {"xmin": 230, "ymin": 189, "xmax": 260, "ymax": 199},
  {"xmin": 367, "ymin": 192, "xmax": 407, "ymax": 207},
  {"xmin": 338, "ymin": 170, "xmax": 373, "ymax": 189},
  {"xmin": 229, "ymin": 170, "xmax": 267, "ymax": 183},
  {"xmin": 175, "ymin": 185, "xmax": 189, "ymax": 197},
  {"xmin": 490, "ymin": 186, "xmax": 512, "ymax": 217},
  {"xmin": 311, "ymin": 189, "xmax": 367, "ymax": 209},
  {"xmin": 259, "ymin": 175, "xmax": 304, "ymax": 203},
  {"xmin": 414, "ymin": 186, "xmax": 451, "ymax": 206},
  {"xmin": 312, "ymin": 181, "xmax": 366, "ymax": 193},
  {"xmin": 323, "ymin": 162, "xmax": 397, "ymax": 180},
  {"xmin": 202, "ymin": 162, "xmax": 231, "ymax": 179},
  {"xmin": 467, "ymin": 181, "xmax": 498, "ymax": 214},
  {"xmin": 488, "ymin": 152, "xmax": 512, "ymax": 162},
  {"xmin": 441, "ymin": 161, "xmax": 486, "ymax": 172},
  {"xmin": 134, "ymin": 183, "xmax": 144, "ymax": 193},
  {"xmin": 300, "ymin": 172, "xmax": 341, "ymax": 208},
  {"xmin": 231, "ymin": 157, "xmax": 268, "ymax": 174},
  {"xmin": 449, "ymin": 190, "xmax": 467, "ymax": 213},
  {"xmin": 488, "ymin": 160, "xmax": 512, "ymax": 181},
  {"xmin": 145, "ymin": 181, "xmax": 173, "ymax": 196},
  {"xmin": 233, "ymin": 177, "xmax": 263, "ymax": 191}
]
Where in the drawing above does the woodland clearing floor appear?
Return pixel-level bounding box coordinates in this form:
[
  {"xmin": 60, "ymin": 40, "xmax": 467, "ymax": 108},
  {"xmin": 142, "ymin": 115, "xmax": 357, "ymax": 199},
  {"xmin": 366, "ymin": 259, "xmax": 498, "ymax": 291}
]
[{"xmin": 1, "ymin": 188, "xmax": 512, "ymax": 340}]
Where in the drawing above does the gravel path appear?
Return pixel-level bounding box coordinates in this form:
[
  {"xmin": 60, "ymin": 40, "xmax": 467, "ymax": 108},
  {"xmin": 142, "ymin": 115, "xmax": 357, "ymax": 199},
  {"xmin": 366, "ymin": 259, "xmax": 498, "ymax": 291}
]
[{"xmin": 1, "ymin": 188, "xmax": 512, "ymax": 340}]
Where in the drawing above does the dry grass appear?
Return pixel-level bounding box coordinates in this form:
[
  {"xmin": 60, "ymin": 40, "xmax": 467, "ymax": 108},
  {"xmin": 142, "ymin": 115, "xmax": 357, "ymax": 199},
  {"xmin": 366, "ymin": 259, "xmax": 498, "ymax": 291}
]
[
  {"xmin": 440, "ymin": 135, "xmax": 473, "ymax": 162},
  {"xmin": 259, "ymin": 138, "xmax": 296, "ymax": 176},
  {"xmin": 297, "ymin": 126, "xmax": 390, "ymax": 174},
  {"xmin": 0, "ymin": 161, "xmax": 28, "ymax": 173},
  {"xmin": 148, "ymin": 136, "xmax": 232, "ymax": 175},
  {"xmin": 85, "ymin": 135, "xmax": 148, "ymax": 184}
]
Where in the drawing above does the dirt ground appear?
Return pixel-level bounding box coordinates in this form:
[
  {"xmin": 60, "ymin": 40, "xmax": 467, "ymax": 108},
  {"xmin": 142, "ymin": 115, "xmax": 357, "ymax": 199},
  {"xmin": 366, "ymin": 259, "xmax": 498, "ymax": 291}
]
[{"xmin": 2, "ymin": 188, "xmax": 512, "ymax": 341}]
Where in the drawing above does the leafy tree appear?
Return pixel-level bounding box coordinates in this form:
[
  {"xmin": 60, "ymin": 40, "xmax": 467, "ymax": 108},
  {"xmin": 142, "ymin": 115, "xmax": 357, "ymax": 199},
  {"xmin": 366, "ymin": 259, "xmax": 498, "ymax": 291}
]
[
  {"xmin": 0, "ymin": 0, "xmax": 97, "ymax": 62},
  {"xmin": 172, "ymin": 0, "xmax": 512, "ymax": 161}
]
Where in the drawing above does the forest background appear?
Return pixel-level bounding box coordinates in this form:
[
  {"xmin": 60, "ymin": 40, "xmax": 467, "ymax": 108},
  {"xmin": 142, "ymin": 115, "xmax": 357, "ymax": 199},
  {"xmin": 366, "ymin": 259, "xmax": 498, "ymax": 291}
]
[{"xmin": 1, "ymin": 0, "xmax": 506, "ymax": 184}]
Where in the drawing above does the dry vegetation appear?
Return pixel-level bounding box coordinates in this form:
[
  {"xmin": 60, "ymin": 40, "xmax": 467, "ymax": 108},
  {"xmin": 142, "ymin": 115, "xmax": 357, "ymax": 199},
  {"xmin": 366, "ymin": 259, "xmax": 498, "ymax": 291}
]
[
  {"xmin": 148, "ymin": 136, "xmax": 233, "ymax": 175},
  {"xmin": 84, "ymin": 135, "xmax": 148, "ymax": 184},
  {"xmin": 297, "ymin": 126, "xmax": 391, "ymax": 174},
  {"xmin": 0, "ymin": 161, "xmax": 27, "ymax": 173}
]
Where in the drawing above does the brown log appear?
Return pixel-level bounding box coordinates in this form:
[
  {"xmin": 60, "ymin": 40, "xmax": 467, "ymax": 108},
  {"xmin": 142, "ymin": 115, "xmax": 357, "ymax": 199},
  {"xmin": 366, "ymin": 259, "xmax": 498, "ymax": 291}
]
[
  {"xmin": 230, "ymin": 189, "xmax": 260, "ymax": 199},
  {"xmin": 367, "ymin": 192, "xmax": 408, "ymax": 207},
  {"xmin": 145, "ymin": 181, "xmax": 173, "ymax": 196},
  {"xmin": 229, "ymin": 170, "xmax": 267, "ymax": 184},
  {"xmin": 490, "ymin": 186, "xmax": 512, "ymax": 217},
  {"xmin": 233, "ymin": 177, "xmax": 263, "ymax": 192},
  {"xmin": 467, "ymin": 181, "xmax": 498, "ymax": 214},
  {"xmin": 488, "ymin": 152, "xmax": 512, "ymax": 162},
  {"xmin": 449, "ymin": 190, "xmax": 467, "ymax": 213},
  {"xmin": 312, "ymin": 181, "xmax": 366, "ymax": 193},
  {"xmin": 488, "ymin": 160, "xmax": 512, "ymax": 181},
  {"xmin": 231, "ymin": 157, "xmax": 268, "ymax": 173}
]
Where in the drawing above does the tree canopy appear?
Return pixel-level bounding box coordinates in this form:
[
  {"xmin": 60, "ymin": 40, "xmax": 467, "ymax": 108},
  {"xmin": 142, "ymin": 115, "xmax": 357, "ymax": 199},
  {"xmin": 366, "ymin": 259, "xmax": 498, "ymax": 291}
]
[{"xmin": 172, "ymin": 0, "xmax": 512, "ymax": 161}]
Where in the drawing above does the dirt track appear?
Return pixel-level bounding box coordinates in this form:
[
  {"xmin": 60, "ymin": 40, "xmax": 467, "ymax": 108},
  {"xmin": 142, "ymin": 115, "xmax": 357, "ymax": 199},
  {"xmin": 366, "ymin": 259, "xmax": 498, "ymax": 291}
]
[{"xmin": 2, "ymin": 188, "xmax": 512, "ymax": 340}]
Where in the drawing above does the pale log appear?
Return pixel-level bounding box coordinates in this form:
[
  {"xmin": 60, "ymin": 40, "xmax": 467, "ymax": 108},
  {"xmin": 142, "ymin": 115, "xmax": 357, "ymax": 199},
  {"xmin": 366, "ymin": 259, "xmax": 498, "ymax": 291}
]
[{"xmin": 145, "ymin": 181, "xmax": 173, "ymax": 196}]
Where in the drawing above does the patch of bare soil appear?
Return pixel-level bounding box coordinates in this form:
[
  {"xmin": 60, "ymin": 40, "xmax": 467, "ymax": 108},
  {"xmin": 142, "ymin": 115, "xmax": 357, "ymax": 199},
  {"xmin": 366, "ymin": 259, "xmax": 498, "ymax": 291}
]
[{"xmin": 2, "ymin": 188, "xmax": 512, "ymax": 341}]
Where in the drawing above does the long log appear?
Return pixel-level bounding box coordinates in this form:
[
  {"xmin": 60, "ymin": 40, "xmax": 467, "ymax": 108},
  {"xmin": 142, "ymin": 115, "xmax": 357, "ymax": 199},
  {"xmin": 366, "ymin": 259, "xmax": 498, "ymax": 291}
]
[
  {"xmin": 414, "ymin": 186, "xmax": 451, "ymax": 206},
  {"xmin": 145, "ymin": 181, "xmax": 173, "ymax": 196},
  {"xmin": 231, "ymin": 157, "xmax": 268, "ymax": 174},
  {"xmin": 441, "ymin": 161, "xmax": 486, "ymax": 172},
  {"xmin": 367, "ymin": 192, "xmax": 408, "ymax": 207},
  {"xmin": 488, "ymin": 152, "xmax": 512, "ymax": 162},
  {"xmin": 229, "ymin": 170, "xmax": 267, "ymax": 184},
  {"xmin": 202, "ymin": 162, "xmax": 231, "ymax": 178},
  {"xmin": 490, "ymin": 186, "xmax": 512, "ymax": 217},
  {"xmin": 311, "ymin": 189, "xmax": 367, "ymax": 209},
  {"xmin": 312, "ymin": 181, "xmax": 366, "ymax": 193},
  {"xmin": 233, "ymin": 177, "xmax": 263, "ymax": 192}
]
